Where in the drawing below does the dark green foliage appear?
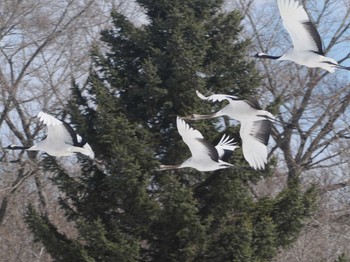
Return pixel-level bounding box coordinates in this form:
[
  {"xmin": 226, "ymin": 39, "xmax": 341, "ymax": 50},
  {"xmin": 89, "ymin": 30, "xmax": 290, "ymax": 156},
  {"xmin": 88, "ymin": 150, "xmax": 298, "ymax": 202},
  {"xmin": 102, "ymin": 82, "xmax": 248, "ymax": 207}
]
[
  {"xmin": 207, "ymin": 216, "xmax": 254, "ymax": 262},
  {"xmin": 25, "ymin": 205, "xmax": 91, "ymax": 262},
  {"xmin": 25, "ymin": 1, "xmax": 317, "ymax": 261},
  {"xmin": 271, "ymin": 179, "xmax": 317, "ymax": 246},
  {"xmin": 150, "ymin": 175, "xmax": 207, "ymax": 261},
  {"xmin": 251, "ymin": 216, "xmax": 277, "ymax": 260}
]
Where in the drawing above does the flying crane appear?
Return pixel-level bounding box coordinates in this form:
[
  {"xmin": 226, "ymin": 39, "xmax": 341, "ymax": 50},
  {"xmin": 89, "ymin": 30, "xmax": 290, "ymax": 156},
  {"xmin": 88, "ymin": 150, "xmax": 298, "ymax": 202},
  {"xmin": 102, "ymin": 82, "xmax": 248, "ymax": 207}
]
[
  {"xmin": 159, "ymin": 117, "xmax": 237, "ymax": 172},
  {"xmin": 254, "ymin": 0, "xmax": 350, "ymax": 73},
  {"xmin": 7, "ymin": 112, "xmax": 94, "ymax": 158},
  {"xmin": 183, "ymin": 91, "xmax": 274, "ymax": 170}
]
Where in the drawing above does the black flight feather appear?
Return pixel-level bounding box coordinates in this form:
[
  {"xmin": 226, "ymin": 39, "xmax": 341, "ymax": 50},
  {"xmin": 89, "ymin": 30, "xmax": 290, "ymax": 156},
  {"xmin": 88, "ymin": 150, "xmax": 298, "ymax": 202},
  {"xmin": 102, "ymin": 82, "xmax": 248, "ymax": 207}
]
[
  {"xmin": 220, "ymin": 149, "xmax": 234, "ymax": 162},
  {"xmin": 302, "ymin": 21, "xmax": 323, "ymax": 55},
  {"xmin": 197, "ymin": 138, "xmax": 219, "ymax": 162},
  {"xmin": 245, "ymin": 99, "xmax": 261, "ymax": 110},
  {"xmin": 251, "ymin": 120, "xmax": 271, "ymax": 146},
  {"xmin": 62, "ymin": 122, "xmax": 86, "ymax": 147}
]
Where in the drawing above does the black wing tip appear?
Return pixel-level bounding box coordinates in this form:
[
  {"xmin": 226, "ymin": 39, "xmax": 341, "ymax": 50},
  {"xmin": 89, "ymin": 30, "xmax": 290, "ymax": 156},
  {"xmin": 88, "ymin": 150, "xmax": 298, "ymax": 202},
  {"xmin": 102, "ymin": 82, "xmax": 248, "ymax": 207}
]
[
  {"xmin": 302, "ymin": 21, "xmax": 324, "ymax": 55},
  {"xmin": 62, "ymin": 122, "xmax": 87, "ymax": 147},
  {"xmin": 198, "ymin": 138, "xmax": 219, "ymax": 162},
  {"xmin": 252, "ymin": 120, "xmax": 272, "ymax": 146},
  {"xmin": 246, "ymin": 99, "xmax": 262, "ymax": 110},
  {"xmin": 220, "ymin": 149, "xmax": 234, "ymax": 162}
]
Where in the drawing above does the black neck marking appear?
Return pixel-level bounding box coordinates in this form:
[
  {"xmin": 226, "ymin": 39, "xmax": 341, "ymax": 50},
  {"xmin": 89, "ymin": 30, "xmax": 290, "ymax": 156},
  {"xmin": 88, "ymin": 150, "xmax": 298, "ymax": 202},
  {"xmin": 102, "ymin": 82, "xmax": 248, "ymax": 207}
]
[
  {"xmin": 254, "ymin": 53, "xmax": 282, "ymax": 60},
  {"xmin": 7, "ymin": 145, "xmax": 30, "ymax": 150}
]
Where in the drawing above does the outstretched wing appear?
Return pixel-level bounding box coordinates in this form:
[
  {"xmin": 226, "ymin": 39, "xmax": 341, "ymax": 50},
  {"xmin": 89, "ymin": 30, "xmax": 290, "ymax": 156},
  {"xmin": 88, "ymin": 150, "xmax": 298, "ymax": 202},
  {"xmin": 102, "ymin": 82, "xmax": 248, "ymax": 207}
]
[
  {"xmin": 240, "ymin": 120, "xmax": 271, "ymax": 170},
  {"xmin": 176, "ymin": 117, "xmax": 218, "ymax": 161},
  {"xmin": 38, "ymin": 112, "xmax": 79, "ymax": 146},
  {"xmin": 278, "ymin": 0, "xmax": 323, "ymax": 54}
]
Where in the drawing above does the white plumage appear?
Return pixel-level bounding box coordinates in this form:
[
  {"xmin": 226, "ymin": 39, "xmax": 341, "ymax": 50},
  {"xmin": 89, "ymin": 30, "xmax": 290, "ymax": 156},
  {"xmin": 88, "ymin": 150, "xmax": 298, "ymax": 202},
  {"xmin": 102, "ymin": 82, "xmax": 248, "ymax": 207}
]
[
  {"xmin": 254, "ymin": 0, "xmax": 350, "ymax": 73},
  {"xmin": 8, "ymin": 112, "xmax": 94, "ymax": 158},
  {"xmin": 184, "ymin": 90, "xmax": 274, "ymax": 170},
  {"xmin": 159, "ymin": 117, "xmax": 237, "ymax": 172}
]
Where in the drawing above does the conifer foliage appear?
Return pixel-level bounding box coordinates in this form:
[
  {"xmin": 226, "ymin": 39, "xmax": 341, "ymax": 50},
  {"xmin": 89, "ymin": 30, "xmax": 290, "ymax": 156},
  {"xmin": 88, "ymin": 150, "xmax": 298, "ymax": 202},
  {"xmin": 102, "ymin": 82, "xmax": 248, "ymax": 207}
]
[{"xmin": 25, "ymin": 0, "xmax": 316, "ymax": 261}]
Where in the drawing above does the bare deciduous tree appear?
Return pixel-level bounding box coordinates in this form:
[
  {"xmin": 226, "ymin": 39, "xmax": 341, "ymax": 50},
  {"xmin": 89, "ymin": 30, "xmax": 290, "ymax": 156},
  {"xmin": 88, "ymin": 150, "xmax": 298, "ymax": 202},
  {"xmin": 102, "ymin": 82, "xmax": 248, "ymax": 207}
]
[
  {"xmin": 235, "ymin": 0, "xmax": 350, "ymax": 260},
  {"xmin": 0, "ymin": 0, "xmax": 144, "ymax": 260}
]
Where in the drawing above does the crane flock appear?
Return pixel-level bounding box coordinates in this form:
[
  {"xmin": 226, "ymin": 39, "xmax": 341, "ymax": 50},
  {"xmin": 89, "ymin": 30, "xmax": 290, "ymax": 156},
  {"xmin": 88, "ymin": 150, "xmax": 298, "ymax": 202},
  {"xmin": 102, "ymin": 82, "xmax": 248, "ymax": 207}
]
[
  {"xmin": 6, "ymin": 0, "xmax": 349, "ymax": 173},
  {"xmin": 159, "ymin": 0, "xmax": 349, "ymax": 172}
]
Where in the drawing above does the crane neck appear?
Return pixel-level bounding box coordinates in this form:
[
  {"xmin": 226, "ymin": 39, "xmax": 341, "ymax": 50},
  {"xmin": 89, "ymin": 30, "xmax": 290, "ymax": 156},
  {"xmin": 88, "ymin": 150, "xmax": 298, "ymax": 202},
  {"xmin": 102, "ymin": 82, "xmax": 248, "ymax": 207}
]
[
  {"xmin": 254, "ymin": 52, "xmax": 282, "ymax": 60},
  {"xmin": 7, "ymin": 145, "xmax": 30, "ymax": 150}
]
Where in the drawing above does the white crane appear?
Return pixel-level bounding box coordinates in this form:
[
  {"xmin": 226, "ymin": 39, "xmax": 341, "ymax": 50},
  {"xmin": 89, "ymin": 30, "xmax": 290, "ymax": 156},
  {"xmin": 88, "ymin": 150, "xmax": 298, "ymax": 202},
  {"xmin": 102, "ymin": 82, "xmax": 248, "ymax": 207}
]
[
  {"xmin": 7, "ymin": 112, "xmax": 94, "ymax": 158},
  {"xmin": 183, "ymin": 90, "xmax": 274, "ymax": 170},
  {"xmin": 159, "ymin": 116, "xmax": 237, "ymax": 172},
  {"xmin": 254, "ymin": 0, "xmax": 350, "ymax": 73}
]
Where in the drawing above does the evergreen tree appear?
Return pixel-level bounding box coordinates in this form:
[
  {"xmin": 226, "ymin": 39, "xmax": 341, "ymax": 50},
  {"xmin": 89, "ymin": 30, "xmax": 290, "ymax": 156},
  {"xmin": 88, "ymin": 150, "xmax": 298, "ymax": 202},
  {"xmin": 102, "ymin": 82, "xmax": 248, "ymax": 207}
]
[{"xmin": 25, "ymin": 0, "xmax": 317, "ymax": 261}]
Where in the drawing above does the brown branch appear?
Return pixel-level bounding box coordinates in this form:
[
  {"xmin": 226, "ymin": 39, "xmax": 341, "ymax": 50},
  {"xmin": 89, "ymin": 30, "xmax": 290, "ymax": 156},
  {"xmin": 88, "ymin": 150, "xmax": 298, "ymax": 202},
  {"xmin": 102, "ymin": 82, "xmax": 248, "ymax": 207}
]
[
  {"xmin": 301, "ymin": 91, "xmax": 350, "ymax": 165},
  {"xmin": 317, "ymin": 180, "xmax": 350, "ymax": 194}
]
